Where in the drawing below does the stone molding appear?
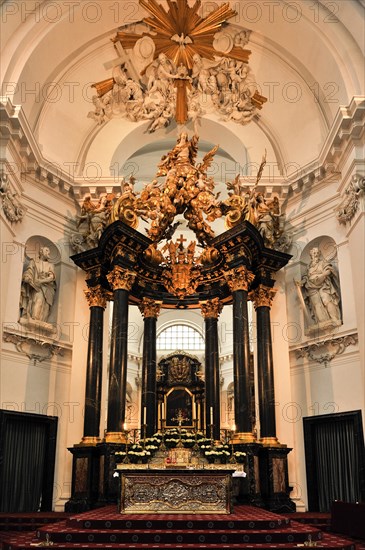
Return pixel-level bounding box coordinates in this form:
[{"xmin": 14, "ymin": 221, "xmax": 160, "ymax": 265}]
[
  {"xmin": 2, "ymin": 96, "xmax": 363, "ymax": 202},
  {"xmin": 3, "ymin": 329, "xmax": 64, "ymax": 364},
  {"xmin": 295, "ymin": 333, "xmax": 358, "ymax": 366}
]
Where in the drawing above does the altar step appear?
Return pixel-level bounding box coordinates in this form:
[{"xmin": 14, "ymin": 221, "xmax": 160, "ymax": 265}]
[
  {"xmin": 0, "ymin": 512, "xmax": 70, "ymax": 532},
  {"xmin": 291, "ymin": 512, "xmax": 331, "ymax": 528},
  {"xmin": 1, "ymin": 505, "xmax": 359, "ymax": 550}
]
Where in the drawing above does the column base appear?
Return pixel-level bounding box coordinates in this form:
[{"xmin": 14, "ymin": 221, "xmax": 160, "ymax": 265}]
[
  {"xmin": 260, "ymin": 436, "xmax": 287, "ymax": 447},
  {"xmin": 230, "ymin": 442, "xmax": 265, "ymax": 508},
  {"xmin": 65, "ymin": 445, "xmax": 99, "ymax": 512},
  {"xmin": 104, "ymin": 431, "xmax": 127, "ymax": 444},
  {"xmin": 77, "ymin": 436, "xmax": 101, "ymax": 446},
  {"xmin": 95, "ymin": 442, "xmax": 126, "ymax": 506},
  {"xmin": 231, "ymin": 432, "xmax": 256, "ymax": 444},
  {"xmin": 258, "ymin": 445, "xmax": 296, "ymax": 513}
]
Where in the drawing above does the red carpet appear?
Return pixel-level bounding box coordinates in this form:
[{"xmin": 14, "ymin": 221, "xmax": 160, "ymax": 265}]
[{"xmin": 1, "ymin": 505, "xmax": 360, "ymax": 549}]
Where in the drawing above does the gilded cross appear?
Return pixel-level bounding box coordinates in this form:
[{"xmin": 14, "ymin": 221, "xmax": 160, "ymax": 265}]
[{"xmin": 176, "ymin": 234, "xmax": 187, "ymax": 247}]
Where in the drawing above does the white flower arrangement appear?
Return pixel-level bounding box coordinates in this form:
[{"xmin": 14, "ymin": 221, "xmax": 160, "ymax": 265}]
[
  {"xmin": 145, "ymin": 444, "xmax": 159, "ymax": 451},
  {"xmin": 233, "ymin": 451, "xmax": 247, "ymax": 463}
]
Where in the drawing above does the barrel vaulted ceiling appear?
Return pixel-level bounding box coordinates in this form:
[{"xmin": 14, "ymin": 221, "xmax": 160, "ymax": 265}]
[{"xmin": 1, "ymin": 0, "xmax": 364, "ymax": 197}]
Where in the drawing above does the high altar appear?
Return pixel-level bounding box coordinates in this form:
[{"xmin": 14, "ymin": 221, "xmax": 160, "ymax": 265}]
[
  {"xmin": 63, "ymin": 0, "xmax": 295, "ymax": 518},
  {"xmin": 65, "ymin": 130, "xmax": 295, "ymax": 515}
]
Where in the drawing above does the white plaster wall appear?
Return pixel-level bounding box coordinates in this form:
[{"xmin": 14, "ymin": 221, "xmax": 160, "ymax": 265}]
[
  {"xmin": 0, "ymin": 166, "xmax": 82, "ymax": 511},
  {"xmin": 282, "ymin": 158, "xmax": 364, "ymax": 510}
]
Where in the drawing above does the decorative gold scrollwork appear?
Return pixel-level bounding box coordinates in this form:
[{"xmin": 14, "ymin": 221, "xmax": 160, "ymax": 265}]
[{"xmin": 110, "ymin": 184, "xmax": 139, "ymax": 229}]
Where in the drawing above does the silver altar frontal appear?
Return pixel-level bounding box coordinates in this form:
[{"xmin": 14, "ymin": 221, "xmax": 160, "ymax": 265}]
[{"xmin": 117, "ymin": 467, "xmax": 236, "ymax": 514}]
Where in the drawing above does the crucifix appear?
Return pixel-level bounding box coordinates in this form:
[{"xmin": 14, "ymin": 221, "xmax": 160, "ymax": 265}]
[
  {"xmin": 171, "ymin": 408, "xmax": 190, "ymax": 448},
  {"xmin": 176, "ymin": 234, "xmax": 187, "ymax": 248}
]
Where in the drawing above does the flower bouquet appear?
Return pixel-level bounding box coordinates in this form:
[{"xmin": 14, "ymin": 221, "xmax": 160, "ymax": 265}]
[
  {"xmin": 114, "ymin": 451, "xmax": 126, "ymax": 463},
  {"xmin": 204, "ymin": 446, "xmax": 231, "ymax": 464},
  {"xmin": 233, "ymin": 451, "xmax": 246, "ymax": 463}
]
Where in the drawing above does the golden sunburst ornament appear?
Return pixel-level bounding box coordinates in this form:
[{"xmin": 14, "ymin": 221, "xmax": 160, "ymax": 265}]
[
  {"xmin": 113, "ymin": 0, "xmax": 254, "ymax": 68},
  {"xmin": 139, "ymin": 0, "xmax": 237, "ymax": 68}
]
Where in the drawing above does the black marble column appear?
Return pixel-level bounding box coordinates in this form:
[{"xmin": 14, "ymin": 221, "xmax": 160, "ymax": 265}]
[
  {"xmin": 251, "ymin": 285, "xmax": 278, "ymax": 444},
  {"xmin": 139, "ymin": 298, "xmax": 161, "ymax": 438},
  {"xmin": 201, "ymin": 298, "xmax": 222, "ymax": 441},
  {"xmin": 65, "ymin": 285, "xmax": 106, "ymax": 512},
  {"xmin": 82, "ymin": 286, "xmax": 106, "ymax": 444},
  {"xmin": 251, "ymin": 285, "xmax": 296, "ymax": 511},
  {"xmin": 232, "ymin": 289, "xmax": 255, "ymax": 438},
  {"xmin": 226, "ymin": 266, "xmax": 255, "ymax": 443},
  {"xmin": 106, "ymin": 267, "xmax": 136, "ymax": 443}
]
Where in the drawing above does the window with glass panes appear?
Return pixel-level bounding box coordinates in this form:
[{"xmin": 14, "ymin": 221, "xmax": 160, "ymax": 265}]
[{"xmin": 156, "ymin": 325, "xmax": 204, "ymax": 351}]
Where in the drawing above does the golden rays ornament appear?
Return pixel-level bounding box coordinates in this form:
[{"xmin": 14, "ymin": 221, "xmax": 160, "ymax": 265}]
[{"xmin": 138, "ymin": 0, "xmax": 238, "ymax": 69}]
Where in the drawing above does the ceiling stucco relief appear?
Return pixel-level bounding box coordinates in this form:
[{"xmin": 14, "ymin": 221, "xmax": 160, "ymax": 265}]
[{"xmin": 1, "ymin": 1, "xmax": 363, "ymax": 203}]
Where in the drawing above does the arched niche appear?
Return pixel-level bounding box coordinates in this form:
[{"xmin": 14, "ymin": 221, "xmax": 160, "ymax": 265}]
[
  {"xmin": 19, "ymin": 236, "xmax": 61, "ymax": 331},
  {"xmin": 299, "ymin": 236, "xmax": 343, "ymax": 335}
]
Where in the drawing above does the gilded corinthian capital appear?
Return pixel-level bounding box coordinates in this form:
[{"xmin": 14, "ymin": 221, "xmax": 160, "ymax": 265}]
[
  {"xmin": 200, "ymin": 297, "xmax": 223, "ymax": 319},
  {"xmin": 249, "ymin": 285, "xmax": 277, "ymax": 309},
  {"xmin": 138, "ymin": 297, "xmax": 162, "ymax": 319},
  {"xmin": 107, "ymin": 266, "xmax": 136, "ymax": 291},
  {"xmin": 84, "ymin": 285, "xmax": 107, "ymax": 308},
  {"xmin": 225, "ymin": 266, "xmax": 255, "ymax": 292}
]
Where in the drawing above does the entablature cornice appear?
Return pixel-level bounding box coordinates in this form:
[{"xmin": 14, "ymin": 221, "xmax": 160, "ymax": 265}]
[
  {"xmin": 70, "ymin": 220, "xmax": 291, "ymax": 310},
  {"xmin": 1, "ymin": 97, "xmax": 364, "ymax": 207}
]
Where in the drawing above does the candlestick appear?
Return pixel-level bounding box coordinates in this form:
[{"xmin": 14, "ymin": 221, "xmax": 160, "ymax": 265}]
[
  {"xmin": 123, "ymin": 429, "xmax": 130, "ymax": 463},
  {"xmin": 210, "ymin": 406, "xmax": 213, "ymax": 425},
  {"xmin": 143, "ymin": 406, "xmax": 147, "ymax": 426}
]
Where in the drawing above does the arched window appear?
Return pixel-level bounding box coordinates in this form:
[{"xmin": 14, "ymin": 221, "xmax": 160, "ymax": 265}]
[{"xmin": 157, "ymin": 324, "xmax": 204, "ymax": 351}]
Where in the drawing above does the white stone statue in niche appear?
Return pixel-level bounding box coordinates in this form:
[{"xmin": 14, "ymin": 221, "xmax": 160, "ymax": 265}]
[
  {"xmin": 20, "ymin": 246, "xmax": 57, "ymax": 325},
  {"xmin": 298, "ymin": 247, "xmax": 342, "ymax": 329}
]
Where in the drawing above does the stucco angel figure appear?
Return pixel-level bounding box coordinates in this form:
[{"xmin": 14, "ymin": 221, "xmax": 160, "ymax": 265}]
[
  {"xmin": 298, "ymin": 247, "xmax": 342, "ymax": 325},
  {"xmin": 76, "ymin": 194, "xmax": 113, "ymax": 247},
  {"xmin": 20, "ymin": 246, "xmax": 57, "ymax": 323}
]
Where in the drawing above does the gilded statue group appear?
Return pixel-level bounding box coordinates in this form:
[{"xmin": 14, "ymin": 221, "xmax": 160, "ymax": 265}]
[{"xmin": 71, "ymin": 133, "xmax": 286, "ymax": 254}]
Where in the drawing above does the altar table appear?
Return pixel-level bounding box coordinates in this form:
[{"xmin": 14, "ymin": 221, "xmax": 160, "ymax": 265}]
[{"xmin": 118, "ymin": 468, "xmax": 235, "ymax": 514}]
